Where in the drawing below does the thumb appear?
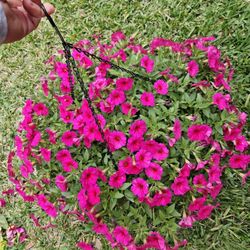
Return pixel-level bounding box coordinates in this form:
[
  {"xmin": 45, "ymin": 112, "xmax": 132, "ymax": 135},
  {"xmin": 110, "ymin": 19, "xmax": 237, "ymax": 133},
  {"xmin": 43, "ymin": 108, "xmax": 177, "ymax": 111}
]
[{"xmin": 23, "ymin": 0, "xmax": 55, "ymax": 18}]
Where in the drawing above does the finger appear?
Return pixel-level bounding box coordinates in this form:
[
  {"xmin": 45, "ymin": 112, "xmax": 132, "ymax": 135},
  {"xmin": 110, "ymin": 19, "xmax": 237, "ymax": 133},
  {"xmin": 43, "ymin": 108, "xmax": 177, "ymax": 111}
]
[
  {"xmin": 30, "ymin": 0, "xmax": 55, "ymax": 15},
  {"xmin": 42, "ymin": 2, "xmax": 55, "ymax": 15},
  {"xmin": 23, "ymin": 0, "xmax": 43, "ymax": 17},
  {"xmin": 23, "ymin": 0, "xmax": 55, "ymax": 17},
  {"xmin": 5, "ymin": 0, "xmax": 22, "ymax": 8}
]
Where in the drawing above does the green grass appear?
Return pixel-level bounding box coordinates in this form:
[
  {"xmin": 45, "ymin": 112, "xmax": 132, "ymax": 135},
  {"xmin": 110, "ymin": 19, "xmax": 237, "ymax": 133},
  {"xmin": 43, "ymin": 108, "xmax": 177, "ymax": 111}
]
[{"xmin": 0, "ymin": 0, "xmax": 249, "ymax": 249}]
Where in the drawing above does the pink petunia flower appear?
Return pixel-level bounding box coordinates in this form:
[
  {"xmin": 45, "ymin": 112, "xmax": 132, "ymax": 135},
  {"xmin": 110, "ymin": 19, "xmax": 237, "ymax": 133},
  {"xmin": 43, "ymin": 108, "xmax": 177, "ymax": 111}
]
[
  {"xmin": 80, "ymin": 55, "xmax": 93, "ymax": 69},
  {"xmin": 188, "ymin": 197, "xmax": 206, "ymax": 212},
  {"xmin": 108, "ymin": 89, "xmax": 126, "ymax": 106},
  {"xmin": 207, "ymin": 45, "xmax": 221, "ymax": 71},
  {"xmin": 60, "ymin": 109, "xmax": 74, "ymax": 124},
  {"xmin": 131, "ymin": 178, "xmax": 149, "ymax": 199},
  {"xmin": 145, "ymin": 162, "xmax": 163, "ymax": 181},
  {"xmin": 55, "ymin": 175, "xmax": 68, "ymax": 192},
  {"xmin": 99, "ymin": 99, "xmax": 115, "ymax": 114},
  {"xmin": 140, "ymin": 55, "xmax": 154, "ymax": 73},
  {"xmin": 173, "ymin": 119, "xmax": 182, "ymax": 141},
  {"xmin": 193, "ymin": 174, "xmax": 208, "ymax": 193},
  {"xmin": 187, "ymin": 60, "xmax": 199, "ymax": 77},
  {"xmin": 129, "ymin": 119, "xmax": 147, "ymax": 137},
  {"xmin": 93, "ymin": 223, "xmax": 110, "ymax": 236},
  {"xmin": 144, "ymin": 232, "xmax": 168, "ymax": 249},
  {"xmin": 197, "ymin": 205, "xmax": 214, "ymax": 220},
  {"xmin": 118, "ymin": 157, "xmax": 133, "ymax": 173},
  {"xmin": 152, "ymin": 143, "xmax": 169, "ymax": 161},
  {"xmin": 179, "ymin": 163, "xmax": 192, "ymax": 178},
  {"xmin": 214, "ymin": 73, "xmax": 231, "ymax": 91},
  {"xmin": 212, "ymin": 93, "xmax": 230, "ymax": 110},
  {"xmin": 208, "ymin": 183, "xmax": 223, "ymax": 199},
  {"xmin": 179, "ymin": 216, "xmax": 196, "ymax": 228},
  {"xmin": 140, "ymin": 92, "xmax": 155, "ymax": 107},
  {"xmin": 56, "ymin": 149, "xmax": 71, "ymax": 162},
  {"xmin": 223, "ymin": 127, "xmax": 241, "ymax": 141},
  {"xmin": 171, "ymin": 176, "xmax": 190, "ymax": 196},
  {"xmin": 84, "ymin": 122, "xmax": 101, "ymax": 142},
  {"xmin": 111, "ymin": 31, "xmax": 126, "ymax": 43},
  {"xmin": 118, "ymin": 157, "xmax": 143, "ymax": 175},
  {"xmin": 142, "ymin": 140, "xmax": 158, "ymax": 154},
  {"xmin": 107, "ymin": 130, "xmax": 127, "ymax": 152},
  {"xmin": 37, "ymin": 194, "xmax": 57, "ymax": 218},
  {"xmin": 41, "ymin": 77, "xmax": 49, "ymax": 96},
  {"xmin": 77, "ymin": 189, "xmax": 88, "ymax": 210},
  {"xmin": 234, "ymin": 136, "xmax": 249, "ymax": 152},
  {"xmin": 30, "ymin": 131, "xmax": 41, "ymax": 147},
  {"xmin": 109, "ymin": 171, "xmax": 126, "ymax": 189},
  {"xmin": 116, "ymin": 78, "xmax": 134, "ymax": 91},
  {"xmin": 127, "ymin": 136, "xmax": 144, "ymax": 153},
  {"xmin": 87, "ymin": 184, "xmax": 101, "ymax": 206},
  {"xmin": 46, "ymin": 128, "xmax": 57, "ymax": 144},
  {"xmin": 80, "ymin": 167, "xmax": 99, "ymax": 187},
  {"xmin": 33, "ymin": 103, "xmax": 49, "ymax": 116},
  {"xmin": 113, "ymin": 226, "xmax": 132, "ymax": 246},
  {"xmin": 61, "ymin": 158, "xmax": 78, "ymax": 172},
  {"xmin": 6, "ymin": 226, "xmax": 28, "ymax": 247},
  {"xmin": 15, "ymin": 135, "xmax": 23, "ymax": 159},
  {"xmin": 150, "ymin": 188, "xmax": 172, "ymax": 207},
  {"xmin": 20, "ymin": 160, "xmax": 34, "ymax": 179},
  {"xmin": 135, "ymin": 149, "xmax": 152, "ymax": 169},
  {"xmin": 61, "ymin": 130, "xmax": 77, "ymax": 147},
  {"xmin": 40, "ymin": 148, "xmax": 51, "ymax": 162},
  {"xmin": 154, "ymin": 80, "xmax": 169, "ymax": 95},
  {"xmin": 56, "ymin": 94, "xmax": 74, "ymax": 107},
  {"xmin": 187, "ymin": 124, "xmax": 212, "ymax": 141},
  {"xmin": 22, "ymin": 99, "xmax": 33, "ymax": 115},
  {"xmin": 0, "ymin": 198, "xmax": 6, "ymax": 207},
  {"xmin": 121, "ymin": 102, "xmax": 138, "ymax": 116},
  {"xmin": 208, "ymin": 165, "xmax": 222, "ymax": 183},
  {"xmin": 112, "ymin": 49, "xmax": 127, "ymax": 62},
  {"xmin": 77, "ymin": 242, "xmax": 94, "ymax": 250},
  {"xmin": 229, "ymin": 154, "xmax": 250, "ymax": 170}
]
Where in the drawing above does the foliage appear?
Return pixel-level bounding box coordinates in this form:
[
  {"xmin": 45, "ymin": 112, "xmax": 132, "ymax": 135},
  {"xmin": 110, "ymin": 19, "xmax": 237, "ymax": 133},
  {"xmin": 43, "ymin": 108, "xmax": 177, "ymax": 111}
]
[
  {"xmin": 0, "ymin": 1, "xmax": 249, "ymax": 249},
  {"xmin": 4, "ymin": 32, "xmax": 250, "ymax": 250}
]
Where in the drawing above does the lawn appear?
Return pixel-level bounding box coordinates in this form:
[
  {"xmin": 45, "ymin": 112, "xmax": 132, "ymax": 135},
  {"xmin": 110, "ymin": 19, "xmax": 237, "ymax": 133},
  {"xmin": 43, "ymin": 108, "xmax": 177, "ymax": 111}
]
[{"xmin": 0, "ymin": 0, "xmax": 249, "ymax": 249}]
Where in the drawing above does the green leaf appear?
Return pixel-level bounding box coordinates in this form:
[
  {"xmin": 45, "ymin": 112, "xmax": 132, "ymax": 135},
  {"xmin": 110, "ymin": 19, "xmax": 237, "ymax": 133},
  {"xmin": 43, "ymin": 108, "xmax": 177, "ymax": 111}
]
[
  {"xmin": 110, "ymin": 198, "xmax": 117, "ymax": 210},
  {"xmin": 120, "ymin": 182, "xmax": 131, "ymax": 190},
  {"xmin": 0, "ymin": 215, "xmax": 8, "ymax": 230},
  {"xmin": 114, "ymin": 192, "xmax": 124, "ymax": 199},
  {"xmin": 84, "ymin": 150, "xmax": 89, "ymax": 161}
]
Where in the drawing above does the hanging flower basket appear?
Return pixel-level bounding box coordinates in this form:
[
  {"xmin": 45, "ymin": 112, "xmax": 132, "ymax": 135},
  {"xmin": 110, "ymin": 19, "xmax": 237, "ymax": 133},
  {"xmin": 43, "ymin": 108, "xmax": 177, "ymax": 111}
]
[{"xmin": 8, "ymin": 31, "xmax": 250, "ymax": 249}]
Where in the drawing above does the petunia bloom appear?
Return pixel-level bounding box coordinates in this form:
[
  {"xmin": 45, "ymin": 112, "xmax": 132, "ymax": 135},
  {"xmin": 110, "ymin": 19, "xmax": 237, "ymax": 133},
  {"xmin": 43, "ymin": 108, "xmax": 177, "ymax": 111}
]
[
  {"xmin": 113, "ymin": 226, "xmax": 132, "ymax": 246},
  {"xmin": 129, "ymin": 119, "xmax": 147, "ymax": 137},
  {"xmin": 33, "ymin": 103, "xmax": 49, "ymax": 116},
  {"xmin": 212, "ymin": 92, "xmax": 230, "ymax": 110},
  {"xmin": 154, "ymin": 80, "xmax": 169, "ymax": 95},
  {"xmin": 197, "ymin": 205, "xmax": 214, "ymax": 220},
  {"xmin": 109, "ymin": 171, "xmax": 126, "ymax": 189},
  {"xmin": 55, "ymin": 175, "xmax": 68, "ymax": 192},
  {"xmin": 116, "ymin": 78, "xmax": 134, "ymax": 91},
  {"xmin": 171, "ymin": 176, "xmax": 190, "ymax": 196},
  {"xmin": 140, "ymin": 92, "xmax": 155, "ymax": 107},
  {"xmin": 145, "ymin": 162, "xmax": 163, "ymax": 181},
  {"xmin": 61, "ymin": 130, "xmax": 77, "ymax": 147},
  {"xmin": 131, "ymin": 178, "xmax": 149, "ymax": 199},
  {"xmin": 187, "ymin": 60, "xmax": 199, "ymax": 77},
  {"xmin": 187, "ymin": 124, "xmax": 212, "ymax": 141},
  {"xmin": 140, "ymin": 55, "xmax": 154, "ymax": 73}
]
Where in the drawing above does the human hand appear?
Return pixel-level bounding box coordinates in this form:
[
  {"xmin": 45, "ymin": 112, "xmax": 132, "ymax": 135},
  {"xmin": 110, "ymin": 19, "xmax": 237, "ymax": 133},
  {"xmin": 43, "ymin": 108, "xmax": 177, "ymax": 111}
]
[{"xmin": 1, "ymin": 0, "xmax": 55, "ymax": 43}]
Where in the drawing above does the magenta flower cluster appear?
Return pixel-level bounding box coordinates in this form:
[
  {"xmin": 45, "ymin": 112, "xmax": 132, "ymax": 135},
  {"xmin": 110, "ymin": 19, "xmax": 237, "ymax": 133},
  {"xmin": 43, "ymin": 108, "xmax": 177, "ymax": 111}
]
[{"xmin": 4, "ymin": 30, "xmax": 250, "ymax": 250}]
